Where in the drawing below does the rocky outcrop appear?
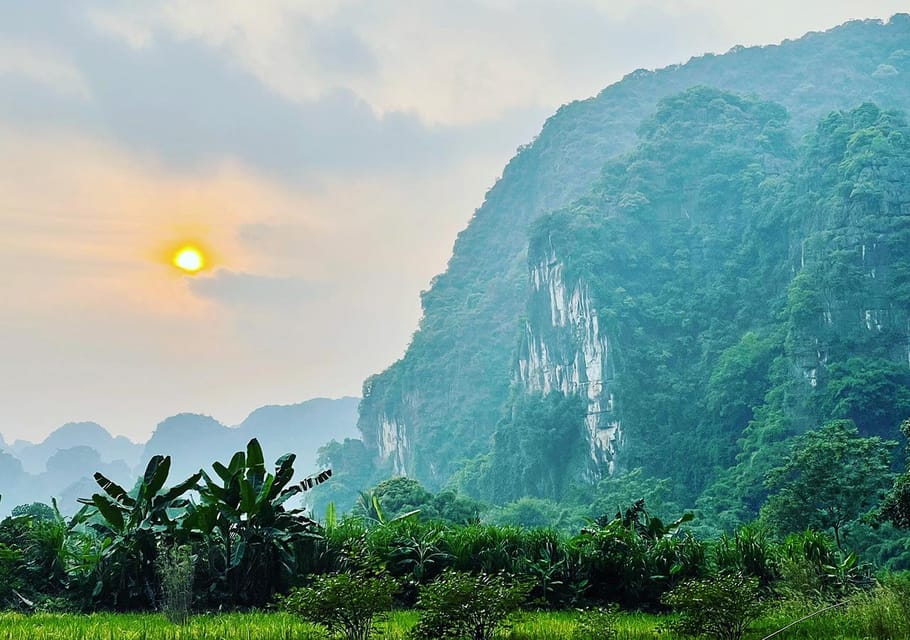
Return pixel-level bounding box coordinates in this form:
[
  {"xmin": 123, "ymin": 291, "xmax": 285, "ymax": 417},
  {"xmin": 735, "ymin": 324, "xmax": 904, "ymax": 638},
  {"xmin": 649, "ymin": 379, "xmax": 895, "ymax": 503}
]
[{"xmin": 517, "ymin": 243, "xmax": 620, "ymax": 477}]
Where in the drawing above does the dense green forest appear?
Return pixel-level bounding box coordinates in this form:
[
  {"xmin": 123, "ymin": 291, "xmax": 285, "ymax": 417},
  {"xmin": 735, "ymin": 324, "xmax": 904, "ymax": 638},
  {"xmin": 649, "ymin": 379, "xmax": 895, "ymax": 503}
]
[
  {"xmin": 309, "ymin": 16, "xmax": 910, "ymax": 571},
  {"xmin": 1, "ymin": 435, "xmax": 910, "ymax": 640}
]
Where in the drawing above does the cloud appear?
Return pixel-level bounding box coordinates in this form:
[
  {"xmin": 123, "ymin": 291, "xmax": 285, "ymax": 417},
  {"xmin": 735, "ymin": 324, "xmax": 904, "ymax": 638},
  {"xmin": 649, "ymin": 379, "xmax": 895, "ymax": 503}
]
[
  {"xmin": 0, "ymin": 41, "xmax": 91, "ymax": 100},
  {"xmin": 0, "ymin": 1, "xmax": 720, "ymax": 184},
  {"xmin": 10, "ymin": 0, "xmax": 859, "ymax": 185},
  {"xmin": 0, "ymin": 2, "xmax": 532, "ymax": 183},
  {"xmin": 0, "ymin": 34, "xmax": 447, "ymax": 180},
  {"xmin": 189, "ymin": 270, "xmax": 324, "ymax": 308}
]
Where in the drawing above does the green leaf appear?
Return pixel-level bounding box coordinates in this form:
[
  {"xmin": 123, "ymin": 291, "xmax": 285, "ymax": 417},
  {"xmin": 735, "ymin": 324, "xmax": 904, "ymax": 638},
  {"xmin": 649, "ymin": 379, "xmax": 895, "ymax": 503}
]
[
  {"xmin": 230, "ymin": 539, "xmax": 247, "ymax": 568},
  {"xmin": 389, "ymin": 509, "xmax": 421, "ymax": 524},
  {"xmin": 91, "ymin": 494, "xmax": 125, "ymax": 532},
  {"xmin": 298, "ymin": 469, "xmax": 332, "ymax": 492},
  {"xmin": 240, "ymin": 479, "xmax": 257, "ymax": 516},
  {"xmin": 145, "ymin": 456, "xmax": 172, "ymax": 496},
  {"xmin": 274, "ymin": 486, "xmax": 300, "ymax": 507},
  {"xmin": 273, "ymin": 454, "xmax": 296, "ymax": 493},
  {"xmin": 212, "ymin": 462, "xmax": 234, "ymax": 483},
  {"xmin": 228, "ymin": 451, "xmax": 246, "ymax": 477},
  {"xmin": 256, "ymin": 474, "xmax": 276, "ymax": 508},
  {"xmin": 154, "ymin": 472, "xmax": 202, "ymax": 509},
  {"xmin": 246, "ymin": 439, "xmax": 265, "ymax": 470},
  {"xmin": 93, "ymin": 472, "xmax": 135, "ymax": 507}
]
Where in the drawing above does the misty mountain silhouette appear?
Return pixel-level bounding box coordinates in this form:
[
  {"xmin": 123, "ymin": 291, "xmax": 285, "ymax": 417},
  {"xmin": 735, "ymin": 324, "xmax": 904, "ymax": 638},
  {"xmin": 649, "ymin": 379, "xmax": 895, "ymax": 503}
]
[{"xmin": 0, "ymin": 396, "xmax": 359, "ymax": 515}]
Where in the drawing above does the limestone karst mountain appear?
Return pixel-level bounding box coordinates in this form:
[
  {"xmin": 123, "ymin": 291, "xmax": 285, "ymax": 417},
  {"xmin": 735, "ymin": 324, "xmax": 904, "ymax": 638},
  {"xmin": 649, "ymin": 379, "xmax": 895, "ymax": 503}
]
[{"xmin": 350, "ymin": 15, "xmax": 910, "ymax": 521}]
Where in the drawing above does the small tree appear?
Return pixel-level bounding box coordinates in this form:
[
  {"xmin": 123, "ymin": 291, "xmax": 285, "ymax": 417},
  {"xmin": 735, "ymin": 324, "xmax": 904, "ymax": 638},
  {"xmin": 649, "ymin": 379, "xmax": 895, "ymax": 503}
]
[
  {"xmin": 761, "ymin": 420, "xmax": 895, "ymax": 549},
  {"xmin": 156, "ymin": 544, "xmax": 194, "ymax": 624},
  {"xmin": 880, "ymin": 418, "xmax": 910, "ymax": 529},
  {"xmin": 279, "ymin": 570, "xmax": 397, "ymax": 640},
  {"xmin": 662, "ymin": 572, "xmax": 766, "ymax": 640},
  {"xmin": 410, "ymin": 570, "xmax": 531, "ymax": 640},
  {"xmin": 573, "ymin": 605, "xmax": 620, "ymax": 640}
]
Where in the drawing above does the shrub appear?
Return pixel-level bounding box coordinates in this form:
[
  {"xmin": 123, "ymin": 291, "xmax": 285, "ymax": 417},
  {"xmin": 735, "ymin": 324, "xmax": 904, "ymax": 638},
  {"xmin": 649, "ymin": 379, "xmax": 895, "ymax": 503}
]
[
  {"xmin": 410, "ymin": 570, "xmax": 531, "ymax": 640},
  {"xmin": 777, "ymin": 531, "xmax": 873, "ymax": 600},
  {"xmin": 714, "ymin": 525, "xmax": 778, "ymax": 587},
  {"xmin": 854, "ymin": 572, "xmax": 910, "ymax": 639},
  {"xmin": 279, "ymin": 570, "xmax": 397, "ymax": 640},
  {"xmin": 156, "ymin": 544, "xmax": 194, "ymax": 624},
  {"xmin": 661, "ymin": 571, "xmax": 766, "ymax": 640},
  {"xmin": 577, "ymin": 503, "xmax": 706, "ymax": 608},
  {"xmin": 572, "ymin": 604, "xmax": 619, "ymax": 640}
]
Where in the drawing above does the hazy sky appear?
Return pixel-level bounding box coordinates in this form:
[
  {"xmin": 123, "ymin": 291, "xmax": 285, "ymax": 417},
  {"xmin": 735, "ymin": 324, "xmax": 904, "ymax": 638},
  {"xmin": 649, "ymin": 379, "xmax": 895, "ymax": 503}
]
[{"xmin": 1, "ymin": 1, "xmax": 905, "ymax": 444}]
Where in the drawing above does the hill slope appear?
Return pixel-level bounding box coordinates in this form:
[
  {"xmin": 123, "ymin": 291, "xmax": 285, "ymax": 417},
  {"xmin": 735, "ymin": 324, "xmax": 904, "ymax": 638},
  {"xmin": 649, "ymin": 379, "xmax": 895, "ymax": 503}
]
[{"xmin": 355, "ymin": 15, "xmax": 910, "ymax": 502}]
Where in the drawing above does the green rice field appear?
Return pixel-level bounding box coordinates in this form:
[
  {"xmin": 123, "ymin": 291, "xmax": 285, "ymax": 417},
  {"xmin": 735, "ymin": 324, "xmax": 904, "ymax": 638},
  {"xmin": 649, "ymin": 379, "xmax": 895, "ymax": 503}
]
[{"xmin": 0, "ymin": 598, "xmax": 907, "ymax": 640}]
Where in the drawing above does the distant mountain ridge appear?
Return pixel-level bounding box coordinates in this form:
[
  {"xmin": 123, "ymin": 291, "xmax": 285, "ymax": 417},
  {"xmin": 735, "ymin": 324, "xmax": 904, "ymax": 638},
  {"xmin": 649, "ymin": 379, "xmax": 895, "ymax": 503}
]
[
  {"xmin": 139, "ymin": 397, "xmax": 360, "ymax": 481},
  {"xmin": 0, "ymin": 396, "xmax": 359, "ymax": 514},
  {"xmin": 11, "ymin": 421, "xmax": 143, "ymax": 474}
]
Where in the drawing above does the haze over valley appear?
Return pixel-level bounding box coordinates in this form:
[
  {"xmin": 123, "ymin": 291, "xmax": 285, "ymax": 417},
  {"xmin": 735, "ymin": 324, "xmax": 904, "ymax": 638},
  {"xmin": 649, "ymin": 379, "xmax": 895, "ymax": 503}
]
[{"xmin": 0, "ymin": 397, "xmax": 357, "ymax": 514}]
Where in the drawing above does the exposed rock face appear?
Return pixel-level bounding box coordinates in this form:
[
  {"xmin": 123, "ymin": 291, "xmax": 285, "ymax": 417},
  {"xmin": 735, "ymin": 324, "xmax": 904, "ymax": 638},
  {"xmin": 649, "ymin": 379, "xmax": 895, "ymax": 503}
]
[
  {"xmin": 517, "ymin": 245, "xmax": 620, "ymax": 476},
  {"xmin": 378, "ymin": 413, "xmax": 409, "ymax": 476}
]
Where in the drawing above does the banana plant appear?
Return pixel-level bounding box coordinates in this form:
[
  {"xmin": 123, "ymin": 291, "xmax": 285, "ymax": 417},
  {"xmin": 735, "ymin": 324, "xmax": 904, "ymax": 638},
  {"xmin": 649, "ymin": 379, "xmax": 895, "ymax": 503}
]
[
  {"xmin": 183, "ymin": 438, "xmax": 332, "ymax": 607},
  {"xmin": 355, "ymin": 490, "xmax": 420, "ymax": 526},
  {"xmin": 72, "ymin": 455, "xmax": 201, "ymax": 609}
]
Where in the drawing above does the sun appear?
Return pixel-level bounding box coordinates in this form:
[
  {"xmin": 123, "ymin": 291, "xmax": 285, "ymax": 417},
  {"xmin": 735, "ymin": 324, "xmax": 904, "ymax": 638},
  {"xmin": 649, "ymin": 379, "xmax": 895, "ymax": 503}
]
[{"xmin": 172, "ymin": 246, "xmax": 206, "ymax": 273}]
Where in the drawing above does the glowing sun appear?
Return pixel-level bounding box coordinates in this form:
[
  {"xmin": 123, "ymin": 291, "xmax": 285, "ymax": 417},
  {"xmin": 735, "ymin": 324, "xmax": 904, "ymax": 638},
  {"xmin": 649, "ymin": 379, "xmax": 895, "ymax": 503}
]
[{"xmin": 172, "ymin": 246, "xmax": 206, "ymax": 273}]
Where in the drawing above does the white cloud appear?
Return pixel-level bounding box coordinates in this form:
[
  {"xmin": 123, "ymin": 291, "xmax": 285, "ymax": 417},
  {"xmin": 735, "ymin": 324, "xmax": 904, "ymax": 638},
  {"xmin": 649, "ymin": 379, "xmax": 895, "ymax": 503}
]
[
  {"xmin": 83, "ymin": 1, "xmax": 910, "ymax": 127},
  {"xmin": 86, "ymin": 0, "xmax": 710, "ymax": 124},
  {"xmin": 0, "ymin": 41, "xmax": 91, "ymax": 99}
]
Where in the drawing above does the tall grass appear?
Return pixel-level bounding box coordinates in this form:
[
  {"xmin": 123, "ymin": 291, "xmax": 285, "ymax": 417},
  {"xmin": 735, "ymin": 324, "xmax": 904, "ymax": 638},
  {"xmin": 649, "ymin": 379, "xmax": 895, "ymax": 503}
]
[
  {"xmin": 0, "ymin": 603, "xmax": 908, "ymax": 640},
  {"xmin": 0, "ymin": 613, "xmax": 327, "ymax": 640}
]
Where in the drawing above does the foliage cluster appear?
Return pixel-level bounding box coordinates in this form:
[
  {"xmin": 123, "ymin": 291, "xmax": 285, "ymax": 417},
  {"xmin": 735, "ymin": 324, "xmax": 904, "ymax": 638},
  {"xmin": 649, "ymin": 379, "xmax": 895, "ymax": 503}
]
[
  {"xmin": 661, "ymin": 572, "xmax": 766, "ymax": 640},
  {"xmin": 409, "ymin": 570, "xmax": 531, "ymax": 640},
  {"xmin": 453, "ymin": 93, "xmax": 910, "ymax": 571},
  {"xmin": 280, "ymin": 570, "xmax": 397, "ymax": 640},
  {"xmin": 0, "ymin": 439, "xmax": 330, "ymax": 613}
]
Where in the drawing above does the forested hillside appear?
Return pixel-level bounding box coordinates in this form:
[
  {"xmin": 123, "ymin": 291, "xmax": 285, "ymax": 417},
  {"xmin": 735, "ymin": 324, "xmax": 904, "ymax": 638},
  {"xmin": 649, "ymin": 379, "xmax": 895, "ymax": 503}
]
[{"xmin": 341, "ymin": 15, "xmax": 910, "ymax": 534}]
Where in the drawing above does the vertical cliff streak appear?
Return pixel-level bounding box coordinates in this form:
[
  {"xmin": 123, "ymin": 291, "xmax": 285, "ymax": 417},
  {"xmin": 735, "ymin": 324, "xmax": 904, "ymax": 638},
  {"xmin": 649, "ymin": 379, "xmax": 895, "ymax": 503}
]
[
  {"xmin": 377, "ymin": 413, "xmax": 409, "ymax": 475},
  {"xmin": 519, "ymin": 248, "xmax": 621, "ymax": 477}
]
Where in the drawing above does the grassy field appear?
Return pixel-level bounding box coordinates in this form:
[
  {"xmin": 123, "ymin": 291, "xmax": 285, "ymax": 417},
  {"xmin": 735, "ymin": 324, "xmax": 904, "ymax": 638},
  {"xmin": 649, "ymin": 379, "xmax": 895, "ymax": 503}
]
[{"xmin": 0, "ymin": 597, "xmax": 906, "ymax": 640}]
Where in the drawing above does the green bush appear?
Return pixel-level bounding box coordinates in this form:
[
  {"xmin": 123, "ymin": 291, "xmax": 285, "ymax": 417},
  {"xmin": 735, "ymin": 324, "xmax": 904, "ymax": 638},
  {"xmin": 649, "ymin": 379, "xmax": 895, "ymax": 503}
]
[
  {"xmin": 572, "ymin": 605, "xmax": 619, "ymax": 640},
  {"xmin": 714, "ymin": 525, "xmax": 778, "ymax": 587},
  {"xmin": 410, "ymin": 570, "xmax": 531, "ymax": 640},
  {"xmin": 661, "ymin": 572, "xmax": 766, "ymax": 640},
  {"xmin": 576, "ymin": 508, "xmax": 706, "ymax": 608},
  {"xmin": 777, "ymin": 531, "xmax": 873, "ymax": 600},
  {"xmin": 156, "ymin": 544, "xmax": 194, "ymax": 624},
  {"xmin": 853, "ymin": 572, "xmax": 910, "ymax": 639},
  {"xmin": 279, "ymin": 570, "xmax": 397, "ymax": 640}
]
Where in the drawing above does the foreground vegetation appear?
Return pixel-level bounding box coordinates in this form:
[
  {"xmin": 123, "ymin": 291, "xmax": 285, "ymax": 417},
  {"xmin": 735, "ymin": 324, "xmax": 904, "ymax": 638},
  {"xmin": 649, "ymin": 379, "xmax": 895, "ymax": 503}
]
[
  {"xmin": 0, "ymin": 429, "xmax": 907, "ymax": 640},
  {"xmin": 0, "ymin": 596, "xmax": 909, "ymax": 640}
]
